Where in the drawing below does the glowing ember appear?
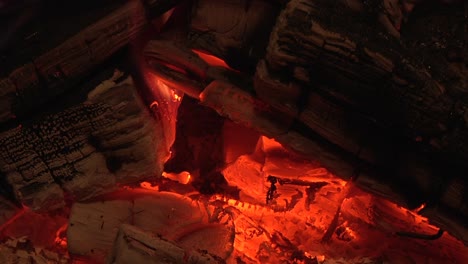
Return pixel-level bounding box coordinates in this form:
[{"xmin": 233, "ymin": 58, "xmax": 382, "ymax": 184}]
[
  {"xmin": 192, "ymin": 49, "xmax": 232, "ymax": 69},
  {"xmin": 413, "ymin": 203, "xmax": 426, "ymax": 213},
  {"xmin": 0, "ymin": 116, "xmax": 466, "ymax": 263},
  {"xmin": 162, "ymin": 171, "xmax": 191, "ymax": 184},
  {"xmin": 139, "ymin": 181, "xmax": 159, "ymax": 191},
  {"xmin": 54, "ymin": 223, "xmax": 68, "ymax": 248}
]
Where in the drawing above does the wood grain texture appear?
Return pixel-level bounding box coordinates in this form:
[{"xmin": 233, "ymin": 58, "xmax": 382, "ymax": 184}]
[
  {"xmin": 67, "ymin": 190, "xmax": 234, "ymax": 261},
  {"xmin": 264, "ymin": 0, "xmax": 468, "ymax": 164},
  {"xmin": 0, "ymin": 77, "xmax": 169, "ymax": 211},
  {"xmin": 258, "ymin": 0, "xmax": 468, "ymax": 245},
  {"xmin": 109, "ymin": 224, "xmax": 224, "ymax": 264}
]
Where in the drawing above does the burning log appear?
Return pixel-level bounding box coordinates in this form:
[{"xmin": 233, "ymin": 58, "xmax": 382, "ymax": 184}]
[
  {"xmin": 259, "ymin": 0, "xmax": 468, "ymax": 175},
  {"xmin": 0, "ymin": 75, "xmax": 170, "ymax": 211},
  {"xmin": 109, "ymin": 224, "xmax": 224, "ymax": 264},
  {"xmin": 143, "ymin": 0, "xmax": 468, "ymax": 245},
  {"xmin": 258, "ymin": 0, "xmax": 468, "ymax": 245}
]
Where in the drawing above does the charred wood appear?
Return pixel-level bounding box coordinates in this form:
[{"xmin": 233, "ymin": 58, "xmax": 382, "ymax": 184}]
[
  {"xmin": 0, "ymin": 0, "xmax": 183, "ymax": 124},
  {"xmin": 0, "ymin": 76, "xmax": 169, "ymax": 211},
  {"xmin": 188, "ymin": 0, "xmax": 280, "ymax": 72},
  {"xmin": 109, "ymin": 224, "xmax": 224, "ymax": 264},
  {"xmin": 67, "ymin": 190, "xmax": 234, "ymax": 261}
]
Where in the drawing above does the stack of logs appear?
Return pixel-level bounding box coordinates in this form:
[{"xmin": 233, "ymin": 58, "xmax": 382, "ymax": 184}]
[{"xmin": 0, "ymin": 0, "xmax": 467, "ymax": 252}]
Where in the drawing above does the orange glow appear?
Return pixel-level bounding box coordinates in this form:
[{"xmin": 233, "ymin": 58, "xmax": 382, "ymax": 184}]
[
  {"xmin": 170, "ymin": 89, "xmax": 182, "ymax": 102},
  {"xmin": 192, "ymin": 49, "xmax": 232, "ymax": 69},
  {"xmin": 392, "ymin": 203, "xmax": 431, "ymax": 225},
  {"xmin": 158, "ymin": 61, "xmax": 188, "ymax": 74},
  {"xmin": 153, "ymin": 75, "xmax": 173, "ymax": 100},
  {"xmin": 149, "ymin": 101, "xmax": 159, "ymax": 109},
  {"xmin": 140, "ymin": 181, "xmax": 159, "ymax": 191},
  {"xmin": 54, "ymin": 223, "xmax": 68, "ymax": 248},
  {"xmin": 1, "ymin": 128, "xmax": 466, "ymax": 263},
  {"xmin": 413, "ymin": 203, "xmax": 426, "ymax": 213},
  {"xmin": 162, "ymin": 171, "xmax": 191, "ymax": 184},
  {"xmin": 0, "ymin": 207, "xmax": 27, "ymax": 232}
]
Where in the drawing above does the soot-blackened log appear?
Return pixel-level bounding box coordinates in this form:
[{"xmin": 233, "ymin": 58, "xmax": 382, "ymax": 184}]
[
  {"xmin": 0, "ymin": 0, "xmax": 183, "ymax": 125},
  {"xmin": 261, "ymin": 0, "xmax": 467, "ymax": 164}
]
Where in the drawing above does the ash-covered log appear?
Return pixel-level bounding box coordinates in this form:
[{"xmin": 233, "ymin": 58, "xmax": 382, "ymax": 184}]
[
  {"xmin": 0, "ymin": 75, "xmax": 170, "ymax": 211},
  {"xmin": 109, "ymin": 224, "xmax": 224, "ymax": 264}
]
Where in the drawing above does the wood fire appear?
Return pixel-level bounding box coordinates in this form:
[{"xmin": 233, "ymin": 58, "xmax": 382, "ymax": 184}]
[{"xmin": 0, "ymin": 0, "xmax": 467, "ymax": 263}]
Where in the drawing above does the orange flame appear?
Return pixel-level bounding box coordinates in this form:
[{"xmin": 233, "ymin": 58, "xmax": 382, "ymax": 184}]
[
  {"xmin": 162, "ymin": 171, "xmax": 191, "ymax": 184},
  {"xmin": 413, "ymin": 203, "xmax": 426, "ymax": 213},
  {"xmin": 140, "ymin": 181, "xmax": 159, "ymax": 191},
  {"xmin": 54, "ymin": 223, "xmax": 68, "ymax": 248},
  {"xmin": 192, "ymin": 49, "xmax": 232, "ymax": 69}
]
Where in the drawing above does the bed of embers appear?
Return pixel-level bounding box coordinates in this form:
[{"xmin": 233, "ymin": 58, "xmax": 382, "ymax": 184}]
[{"xmin": 0, "ymin": 131, "xmax": 467, "ymax": 263}]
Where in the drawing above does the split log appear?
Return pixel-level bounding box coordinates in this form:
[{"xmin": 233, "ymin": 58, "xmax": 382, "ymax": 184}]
[
  {"xmin": 67, "ymin": 190, "xmax": 234, "ymax": 261},
  {"xmin": 0, "ymin": 75, "xmax": 170, "ymax": 211},
  {"xmin": 108, "ymin": 224, "xmax": 224, "ymax": 264},
  {"xmin": 0, "ymin": 0, "xmax": 183, "ymax": 125}
]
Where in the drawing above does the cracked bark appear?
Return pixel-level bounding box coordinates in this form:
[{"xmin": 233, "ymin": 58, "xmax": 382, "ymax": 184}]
[{"xmin": 0, "ymin": 76, "xmax": 169, "ymax": 211}]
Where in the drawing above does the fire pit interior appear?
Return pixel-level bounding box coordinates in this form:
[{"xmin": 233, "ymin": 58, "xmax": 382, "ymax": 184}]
[{"xmin": 0, "ymin": 0, "xmax": 467, "ymax": 263}]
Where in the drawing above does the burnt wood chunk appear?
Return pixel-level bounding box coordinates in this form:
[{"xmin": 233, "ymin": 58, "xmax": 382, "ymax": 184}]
[
  {"xmin": 264, "ymin": 0, "xmax": 468, "ymax": 164},
  {"xmin": 200, "ymin": 80, "xmax": 294, "ymax": 138},
  {"xmin": 67, "ymin": 190, "xmax": 234, "ymax": 261},
  {"xmin": 0, "ymin": 77, "xmax": 169, "ymax": 211},
  {"xmin": 109, "ymin": 224, "xmax": 224, "ymax": 264}
]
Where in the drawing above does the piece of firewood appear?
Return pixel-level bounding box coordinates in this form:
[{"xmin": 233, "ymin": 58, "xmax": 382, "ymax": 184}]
[
  {"xmin": 0, "ymin": 0, "xmax": 183, "ymax": 124},
  {"xmin": 199, "ymin": 80, "xmax": 294, "ymax": 138},
  {"xmin": 67, "ymin": 190, "xmax": 234, "ymax": 262},
  {"xmin": 108, "ymin": 224, "xmax": 224, "ymax": 264},
  {"xmin": 264, "ymin": 0, "xmax": 468, "ymax": 164},
  {"xmin": 0, "ymin": 76, "xmax": 170, "ymax": 211}
]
